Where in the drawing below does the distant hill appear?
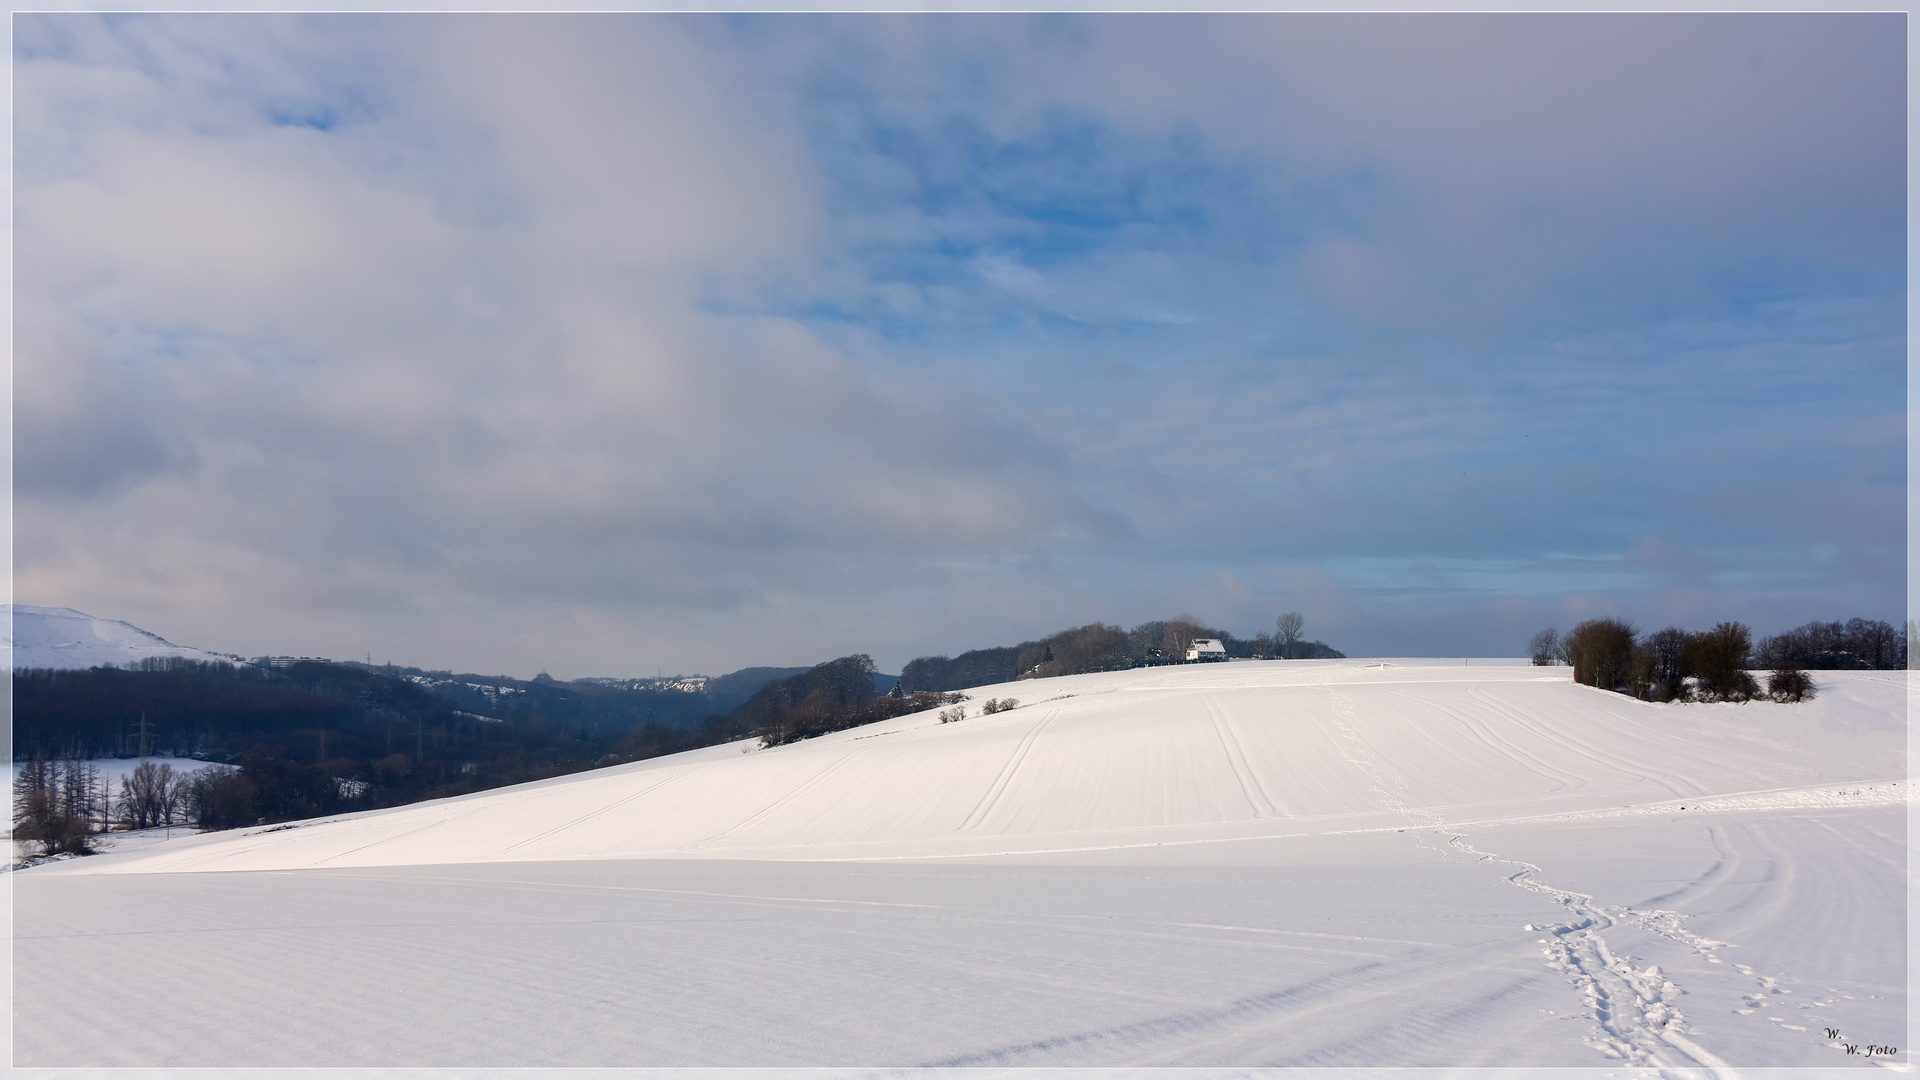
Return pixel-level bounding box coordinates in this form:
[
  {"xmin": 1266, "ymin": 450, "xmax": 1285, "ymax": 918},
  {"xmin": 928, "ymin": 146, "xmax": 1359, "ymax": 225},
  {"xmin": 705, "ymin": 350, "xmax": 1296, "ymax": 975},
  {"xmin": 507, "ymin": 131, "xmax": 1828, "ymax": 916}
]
[
  {"xmin": 705, "ymin": 666, "xmax": 812, "ymax": 713},
  {"xmin": 4, "ymin": 606, "xmax": 236, "ymax": 671},
  {"xmin": 5, "ymin": 602, "xmax": 854, "ymax": 735},
  {"xmin": 900, "ymin": 618, "xmax": 1345, "ymax": 693},
  {"xmin": 347, "ymin": 663, "xmax": 850, "ymax": 733}
]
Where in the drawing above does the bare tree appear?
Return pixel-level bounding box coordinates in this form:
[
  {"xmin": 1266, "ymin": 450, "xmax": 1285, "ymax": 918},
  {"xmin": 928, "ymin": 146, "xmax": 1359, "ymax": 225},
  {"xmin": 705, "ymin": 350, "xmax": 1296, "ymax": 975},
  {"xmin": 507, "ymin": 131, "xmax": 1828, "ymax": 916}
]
[
  {"xmin": 1527, "ymin": 629, "xmax": 1559, "ymax": 666},
  {"xmin": 12, "ymin": 757, "xmax": 95, "ymax": 857},
  {"xmin": 1161, "ymin": 617, "xmax": 1207, "ymax": 663},
  {"xmin": 1275, "ymin": 612, "xmax": 1305, "ymax": 660},
  {"xmin": 120, "ymin": 761, "xmax": 179, "ymax": 831},
  {"xmin": 13, "ymin": 756, "xmax": 58, "ymax": 857},
  {"xmin": 1642, "ymin": 627, "xmax": 1690, "ymax": 692},
  {"xmin": 1692, "ymin": 622, "xmax": 1757, "ymax": 702},
  {"xmin": 158, "ymin": 766, "xmax": 188, "ymax": 834}
]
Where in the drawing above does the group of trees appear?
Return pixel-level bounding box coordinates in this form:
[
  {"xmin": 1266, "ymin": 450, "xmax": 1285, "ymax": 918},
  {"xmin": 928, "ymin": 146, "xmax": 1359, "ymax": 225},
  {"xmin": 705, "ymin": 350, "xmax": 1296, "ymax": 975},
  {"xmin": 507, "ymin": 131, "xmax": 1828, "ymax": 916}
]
[
  {"xmin": 12, "ymin": 757, "xmax": 208, "ymax": 858},
  {"xmin": 1528, "ymin": 616, "xmax": 1904, "ymax": 704},
  {"xmin": 898, "ymin": 613, "xmax": 1343, "ymax": 693},
  {"xmin": 732, "ymin": 655, "xmax": 968, "ymax": 747},
  {"xmin": 12, "ymin": 758, "xmax": 105, "ymax": 857},
  {"xmin": 1751, "ymin": 619, "xmax": 1906, "ymax": 671},
  {"xmin": 12, "ymin": 659, "xmax": 660, "ymax": 837}
]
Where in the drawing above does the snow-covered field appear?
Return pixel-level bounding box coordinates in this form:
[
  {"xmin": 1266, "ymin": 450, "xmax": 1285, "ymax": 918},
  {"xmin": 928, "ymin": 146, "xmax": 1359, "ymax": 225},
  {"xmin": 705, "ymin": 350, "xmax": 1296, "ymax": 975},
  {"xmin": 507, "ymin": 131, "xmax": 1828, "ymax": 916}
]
[{"xmin": 12, "ymin": 660, "xmax": 1909, "ymax": 1068}]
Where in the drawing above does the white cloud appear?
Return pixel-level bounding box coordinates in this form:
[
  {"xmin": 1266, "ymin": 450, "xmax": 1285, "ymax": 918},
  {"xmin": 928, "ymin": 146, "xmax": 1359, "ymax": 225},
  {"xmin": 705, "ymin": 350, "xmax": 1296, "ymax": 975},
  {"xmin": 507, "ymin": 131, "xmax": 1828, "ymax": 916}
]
[
  {"xmin": 15, "ymin": 15, "xmax": 1103, "ymax": 674},
  {"xmin": 13, "ymin": 15, "xmax": 1904, "ymax": 673}
]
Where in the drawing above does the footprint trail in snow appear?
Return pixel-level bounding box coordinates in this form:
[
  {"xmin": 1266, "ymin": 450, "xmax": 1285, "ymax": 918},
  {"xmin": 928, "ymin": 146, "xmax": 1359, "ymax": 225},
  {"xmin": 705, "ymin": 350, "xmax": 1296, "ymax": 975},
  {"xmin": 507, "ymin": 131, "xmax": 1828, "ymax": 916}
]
[
  {"xmin": 1328, "ymin": 687, "xmax": 1729, "ymax": 1069},
  {"xmin": 1448, "ymin": 835, "xmax": 1732, "ymax": 1068}
]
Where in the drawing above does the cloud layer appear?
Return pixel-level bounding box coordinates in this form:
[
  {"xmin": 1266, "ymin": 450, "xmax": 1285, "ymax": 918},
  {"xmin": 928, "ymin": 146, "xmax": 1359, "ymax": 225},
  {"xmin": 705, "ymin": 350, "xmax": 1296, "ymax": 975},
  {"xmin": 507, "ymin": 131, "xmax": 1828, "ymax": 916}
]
[{"xmin": 15, "ymin": 14, "xmax": 1905, "ymax": 675}]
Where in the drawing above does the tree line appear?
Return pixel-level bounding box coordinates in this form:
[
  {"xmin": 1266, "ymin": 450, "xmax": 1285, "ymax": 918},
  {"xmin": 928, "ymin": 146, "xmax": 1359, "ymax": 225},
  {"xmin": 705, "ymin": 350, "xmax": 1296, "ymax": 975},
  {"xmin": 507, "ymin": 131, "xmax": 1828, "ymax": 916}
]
[
  {"xmin": 1527, "ymin": 616, "xmax": 1905, "ymax": 704},
  {"xmin": 899, "ymin": 613, "xmax": 1343, "ymax": 693},
  {"xmin": 733, "ymin": 655, "xmax": 970, "ymax": 748}
]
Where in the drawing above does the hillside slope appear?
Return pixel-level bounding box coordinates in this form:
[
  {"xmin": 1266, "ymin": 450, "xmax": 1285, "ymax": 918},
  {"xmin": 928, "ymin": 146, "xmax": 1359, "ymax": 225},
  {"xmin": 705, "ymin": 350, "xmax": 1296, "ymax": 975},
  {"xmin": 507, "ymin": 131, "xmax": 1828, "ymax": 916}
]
[
  {"xmin": 48, "ymin": 660, "xmax": 1906, "ymax": 874},
  {"xmin": 18, "ymin": 659, "xmax": 1907, "ymax": 1069},
  {"xmin": 5, "ymin": 605, "xmax": 232, "ymax": 671}
]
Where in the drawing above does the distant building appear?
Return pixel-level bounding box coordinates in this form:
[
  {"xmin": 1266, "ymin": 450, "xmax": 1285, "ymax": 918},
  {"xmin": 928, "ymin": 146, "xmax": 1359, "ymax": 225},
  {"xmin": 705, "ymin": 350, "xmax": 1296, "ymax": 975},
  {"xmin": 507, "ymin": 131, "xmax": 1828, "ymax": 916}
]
[{"xmin": 1185, "ymin": 639, "xmax": 1228, "ymax": 662}]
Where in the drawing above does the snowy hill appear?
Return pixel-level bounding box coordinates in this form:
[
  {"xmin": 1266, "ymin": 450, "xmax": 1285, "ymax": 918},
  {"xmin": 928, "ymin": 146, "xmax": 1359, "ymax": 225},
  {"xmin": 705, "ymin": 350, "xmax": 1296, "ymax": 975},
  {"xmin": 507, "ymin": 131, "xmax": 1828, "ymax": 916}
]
[
  {"xmin": 17, "ymin": 660, "xmax": 1908, "ymax": 1069},
  {"xmin": 4, "ymin": 605, "xmax": 232, "ymax": 671},
  {"xmin": 48, "ymin": 659, "xmax": 1906, "ymax": 874}
]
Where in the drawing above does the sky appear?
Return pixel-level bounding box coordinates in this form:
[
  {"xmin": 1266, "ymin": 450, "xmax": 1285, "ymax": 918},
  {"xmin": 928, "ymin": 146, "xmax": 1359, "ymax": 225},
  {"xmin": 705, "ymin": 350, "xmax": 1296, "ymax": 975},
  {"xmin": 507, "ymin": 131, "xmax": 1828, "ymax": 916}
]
[{"xmin": 12, "ymin": 13, "xmax": 1906, "ymax": 678}]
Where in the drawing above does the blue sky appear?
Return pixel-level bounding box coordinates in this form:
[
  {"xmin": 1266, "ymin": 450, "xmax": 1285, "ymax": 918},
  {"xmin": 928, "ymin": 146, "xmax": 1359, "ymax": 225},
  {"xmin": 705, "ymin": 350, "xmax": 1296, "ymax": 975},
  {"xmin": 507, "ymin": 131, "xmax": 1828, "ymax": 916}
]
[{"xmin": 12, "ymin": 14, "xmax": 1905, "ymax": 676}]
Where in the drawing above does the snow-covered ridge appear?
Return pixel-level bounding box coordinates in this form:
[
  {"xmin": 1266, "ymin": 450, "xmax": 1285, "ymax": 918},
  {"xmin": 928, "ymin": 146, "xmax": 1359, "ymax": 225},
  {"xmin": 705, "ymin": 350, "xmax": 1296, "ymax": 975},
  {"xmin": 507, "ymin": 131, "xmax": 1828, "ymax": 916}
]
[
  {"xmin": 575, "ymin": 675, "xmax": 710, "ymax": 694},
  {"xmin": 4, "ymin": 605, "xmax": 234, "ymax": 671},
  {"xmin": 43, "ymin": 661, "xmax": 1906, "ymax": 876}
]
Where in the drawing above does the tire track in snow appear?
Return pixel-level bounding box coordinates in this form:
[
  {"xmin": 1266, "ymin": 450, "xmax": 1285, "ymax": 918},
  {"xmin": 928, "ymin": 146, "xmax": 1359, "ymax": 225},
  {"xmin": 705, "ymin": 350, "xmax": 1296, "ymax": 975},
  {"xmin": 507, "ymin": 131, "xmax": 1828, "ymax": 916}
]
[
  {"xmin": 1447, "ymin": 835, "xmax": 1731, "ymax": 1068},
  {"xmin": 1202, "ymin": 694, "xmax": 1280, "ymax": 818},
  {"xmin": 297, "ymin": 809, "xmax": 499, "ymax": 868},
  {"xmin": 921, "ymin": 959, "xmax": 1395, "ymax": 1066},
  {"xmin": 1447, "ymin": 685, "xmax": 1591, "ymax": 793},
  {"xmin": 1503, "ymin": 687, "xmax": 1701, "ymax": 800},
  {"xmin": 1708, "ymin": 819, "xmax": 1855, "ymax": 1049},
  {"xmin": 959, "ymin": 709, "xmax": 1057, "ymax": 831},
  {"xmin": 1638, "ymin": 822, "xmax": 1739, "ymax": 910},
  {"xmin": 488, "ymin": 762, "xmax": 722, "ymax": 859},
  {"xmin": 688, "ymin": 750, "xmax": 867, "ymax": 849}
]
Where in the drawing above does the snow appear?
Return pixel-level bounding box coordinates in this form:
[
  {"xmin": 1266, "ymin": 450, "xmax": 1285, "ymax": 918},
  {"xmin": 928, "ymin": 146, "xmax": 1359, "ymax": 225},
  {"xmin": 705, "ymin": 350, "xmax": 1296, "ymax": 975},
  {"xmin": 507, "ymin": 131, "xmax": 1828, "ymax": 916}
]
[
  {"xmin": 4, "ymin": 605, "xmax": 232, "ymax": 671},
  {"xmin": 11, "ymin": 660, "xmax": 1909, "ymax": 1068},
  {"xmin": 10, "ymin": 821, "xmax": 207, "ymax": 870}
]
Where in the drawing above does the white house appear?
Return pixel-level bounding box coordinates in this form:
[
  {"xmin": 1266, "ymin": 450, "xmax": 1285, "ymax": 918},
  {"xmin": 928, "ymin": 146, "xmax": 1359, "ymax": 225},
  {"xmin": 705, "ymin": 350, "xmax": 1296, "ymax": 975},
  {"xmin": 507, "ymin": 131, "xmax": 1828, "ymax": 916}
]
[{"xmin": 1185, "ymin": 638, "xmax": 1228, "ymax": 662}]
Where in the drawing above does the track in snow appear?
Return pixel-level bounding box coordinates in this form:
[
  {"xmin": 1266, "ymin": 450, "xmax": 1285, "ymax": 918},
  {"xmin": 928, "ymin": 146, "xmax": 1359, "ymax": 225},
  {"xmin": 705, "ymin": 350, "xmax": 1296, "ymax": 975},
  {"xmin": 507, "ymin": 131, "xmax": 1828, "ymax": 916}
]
[
  {"xmin": 960, "ymin": 708, "xmax": 1057, "ymax": 831},
  {"xmin": 13, "ymin": 662, "xmax": 1905, "ymax": 1068}
]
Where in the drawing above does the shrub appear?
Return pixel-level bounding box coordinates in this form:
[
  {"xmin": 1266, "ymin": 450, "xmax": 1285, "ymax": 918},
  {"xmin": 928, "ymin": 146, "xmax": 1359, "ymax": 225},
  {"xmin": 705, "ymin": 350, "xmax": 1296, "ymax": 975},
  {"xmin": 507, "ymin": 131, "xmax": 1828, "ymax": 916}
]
[
  {"xmin": 1527, "ymin": 629, "xmax": 1560, "ymax": 666},
  {"xmin": 1566, "ymin": 618, "xmax": 1637, "ymax": 691},
  {"xmin": 1692, "ymin": 622, "xmax": 1757, "ymax": 702},
  {"xmin": 938, "ymin": 705, "xmax": 967, "ymax": 724},
  {"xmin": 979, "ymin": 698, "xmax": 1019, "ymax": 715},
  {"xmin": 759, "ymin": 688, "xmax": 966, "ymax": 747},
  {"xmin": 1767, "ymin": 668, "xmax": 1815, "ymax": 703}
]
